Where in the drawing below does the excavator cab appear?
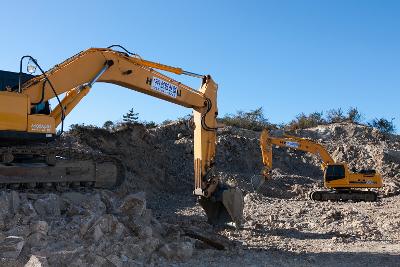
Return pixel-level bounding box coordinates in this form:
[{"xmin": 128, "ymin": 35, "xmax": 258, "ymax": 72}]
[
  {"xmin": 0, "ymin": 70, "xmax": 34, "ymax": 92},
  {"xmin": 324, "ymin": 164, "xmax": 346, "ymax": 182}
]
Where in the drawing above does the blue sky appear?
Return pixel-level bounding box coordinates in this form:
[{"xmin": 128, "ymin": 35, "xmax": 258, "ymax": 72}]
[{"xmin": 0, "ymin": 1, "xmax": 399, "ymax": 131}]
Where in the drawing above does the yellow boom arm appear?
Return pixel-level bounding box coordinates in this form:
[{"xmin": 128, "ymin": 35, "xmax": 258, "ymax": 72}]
[{"xmin": 260, "ymin": 129, "xmax": 335, "ymax": 175}]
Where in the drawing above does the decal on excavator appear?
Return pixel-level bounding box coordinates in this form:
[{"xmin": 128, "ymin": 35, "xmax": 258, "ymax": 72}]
[
  {"xmin": 285, "ymin": 141, "xmax": 299, "ymax": 148},
  {"xmin": 151, "ymin": 77, "xmax": 177, "ymax": 98},
  {"xmin": 31, "ymin": 124, "xmax": 52, "ymax": 132}
]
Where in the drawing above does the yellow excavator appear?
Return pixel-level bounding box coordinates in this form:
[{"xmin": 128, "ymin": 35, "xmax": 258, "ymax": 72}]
[
  {"xmin": 0, "ymin": 46, "xmax": 243, "ymax": 226},
  {"xmin": 259, "ymin": 129, "xmax": 383, "ymax": 201}
]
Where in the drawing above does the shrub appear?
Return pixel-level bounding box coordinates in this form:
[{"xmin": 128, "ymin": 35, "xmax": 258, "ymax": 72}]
[
  {"xmin": 346, "ymin": 107, "xmax": 363, "ymax": 123},
  {"xmin": 286, "ymin": 111, "xmax": 325, "ymax": 130},
  {"xmin": 144, "ymin": 121, "xmax": 157, "ymax": 128},
  {"xmin": 103, "ymin": 120, "xmax": 114, "ymax": 130},
  {"xmin": 162, "ymin": 119, "xmax": 173, "ymax": 125},
  {"xmin": 219, "ymin": 107, "xmax": 274, "ymax": 131},
  {"xmin": 368, "ymin": 118, "xmax": 396, "ymax": 134},
  {"xmin": 69, "ymin": 123, "xmax": 99, "ymax": 131},
  {"xmin": 326, "ymin": 108, "xmax": 346, "ymax": 123}
]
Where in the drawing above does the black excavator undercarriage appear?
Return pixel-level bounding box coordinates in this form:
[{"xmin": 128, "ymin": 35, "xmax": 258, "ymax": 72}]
[
  {"xmin": 309, "ymin": 189, "xmax": 378, "ymax": 202},
  {"xmin": 0, "ymin": 142, "xmax": 122, "ymax": 190}
]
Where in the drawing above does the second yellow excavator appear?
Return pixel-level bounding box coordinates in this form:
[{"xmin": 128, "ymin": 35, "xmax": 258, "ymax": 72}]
[{"xmin": 259, "ymin": 129, "xmax": 383, "ymax": 201}]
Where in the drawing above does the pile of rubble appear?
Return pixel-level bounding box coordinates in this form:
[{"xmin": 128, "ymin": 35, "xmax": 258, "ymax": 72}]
[{"xmin": 0, "ymin": 189, "xmax": 196, "ymax": 266}]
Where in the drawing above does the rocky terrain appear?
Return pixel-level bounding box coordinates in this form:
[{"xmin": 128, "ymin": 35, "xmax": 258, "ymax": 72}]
[{"xmin": 0, "ymin": 121, "xmax": 399, "ymax": 266}]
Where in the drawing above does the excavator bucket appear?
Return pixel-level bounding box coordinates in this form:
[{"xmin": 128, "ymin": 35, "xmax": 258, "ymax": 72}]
[
  {"xmin": 199, "ymin": 185, "xmax": 244, "ymax": 227},
  {"xmin": 222, "ymin": 188, "xmax": 244, "ymax": 225}
]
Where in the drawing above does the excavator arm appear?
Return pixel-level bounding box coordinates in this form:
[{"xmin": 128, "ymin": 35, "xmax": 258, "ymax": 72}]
[
  {"xmin": 260, "ymin": 129, "xmax": 335, "ymax": 176},
  {"xmin": 8, "ymin": 47, "xmax": 243, "ymax": 226}
]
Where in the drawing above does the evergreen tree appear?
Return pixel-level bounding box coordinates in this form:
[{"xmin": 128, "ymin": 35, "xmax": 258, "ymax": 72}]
[{"xmin": 123, "ymin": 108, "xmax": 139, "ymax": 124}]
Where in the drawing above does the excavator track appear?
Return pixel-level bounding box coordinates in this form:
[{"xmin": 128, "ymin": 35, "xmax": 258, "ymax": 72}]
[
  {"xmin": 0, "ymin": 144, "xmax": 124, "ymax": 190},
  {"xmin": 310, "ymin": 190, "xmax": 378, "ymax": 202}
]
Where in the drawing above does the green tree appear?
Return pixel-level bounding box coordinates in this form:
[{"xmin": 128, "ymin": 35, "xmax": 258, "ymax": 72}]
[
  {"xmin": 103, "ymin": 120, "xmax": 114, "ymax": 130},
  {"xmin": 122, "ymin": 108, "xmax": 139, "ymax": 124}
]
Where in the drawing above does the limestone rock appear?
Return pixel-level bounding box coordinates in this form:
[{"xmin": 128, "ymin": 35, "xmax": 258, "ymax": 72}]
[
  {"xmin": 21, "ymin": 202, "xmax": 38, "ymax": 218},
  {"xmin": 27, "ymin": 232, "xmax": 47, "ymax": 248},
  {"xmin": 24, "ymin": 255, "xmax": 49, "ymax": 267},
  {"xmin": 31, "ymin": 221, "xmax": 49, "ymax": 236},
  {"xmin": 93, "ymin": 224, "xmax": 104, "ymax": 242},
  {"xmin": 118, "ymin": 192, "xmax": 146, "ymax": 216},
  {"xmin": 158, "ymin": 241, "xmax": 193, "ymax": 260},
  {"xmin": 9, "ymin": 191, "xmax": 20, "ymax": 214},
  {"xmin": 0, "ymin": 191, "xmax": 10, "ymax": 216},
  {"xmin": 34, "ymin": 194, "xmax": 60, "ymax": 217},
  {"xmin": 0, "ymin": 236, "xmax": 25, "ymax": 259}
]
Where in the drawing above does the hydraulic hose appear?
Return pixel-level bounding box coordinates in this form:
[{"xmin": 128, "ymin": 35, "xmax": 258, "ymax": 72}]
[{"xmin": 19, "ymin": 56, "xmax": 65, "ymax": 136}]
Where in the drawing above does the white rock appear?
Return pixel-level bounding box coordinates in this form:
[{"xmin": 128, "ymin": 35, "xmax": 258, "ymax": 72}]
[{"xmin": 24, "ymin": 255, "xmax": 49, "ymax": 267}]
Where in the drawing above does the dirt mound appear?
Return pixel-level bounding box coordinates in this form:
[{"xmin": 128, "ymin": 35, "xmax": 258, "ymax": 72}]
[
  {"xmin": 65, "ymin": 122, "xmax": 194, "ymax": 198},
  {"xmin": 69, "ymin": 121, "xmax": 400, "ymax": 200}
]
